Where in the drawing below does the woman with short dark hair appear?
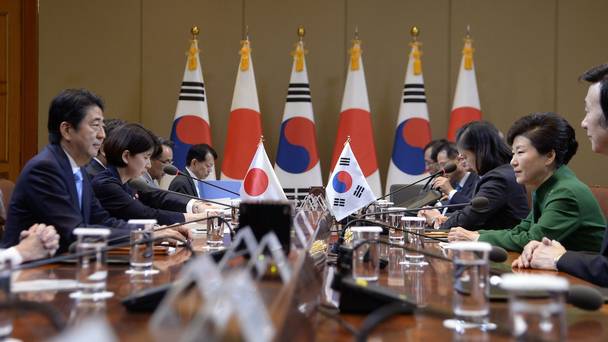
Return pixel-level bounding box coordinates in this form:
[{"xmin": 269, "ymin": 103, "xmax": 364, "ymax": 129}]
[
  {"xmin": 92, "ymin": 123, "xmax": 206, "ymax": 225},
  {"xmin": 448, "ymin": 113, "xmax": 606, "ymax": 252},
  {"xmin": 420, "ymin": 121, "xmax": 530, "ymax": 230}
]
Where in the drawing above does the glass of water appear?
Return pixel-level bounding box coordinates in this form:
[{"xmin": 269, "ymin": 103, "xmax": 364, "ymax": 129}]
[
  {"xmin": 0, "ymin": 259, "xmax": 12, "ymax": 339},
  {"xmin": 351, "ymin": 226, "xmax": 383, "ymax": 281},
  {"xmin": 230, "ymin": 199, "xmax": 241, "ymax": 226},
  {"xmin": 401, "ymin": 216, "xmax": 428, "ymax": 266},
  {"xmin": 386, "ymin": 207, "xmax": 406, "ymax": 244},
  {"xmin": 126, "ymin": 219, "xmax": 159, "ymax": 276},
  {"xmin": 70, "ymin": 228, "xmax": 113, "ymax": 301},
  {"xmin": 443, "ymin": 241, "xmax": 496, "ymax": 332},
  {"xmin": 206, "ymin": 209, "xmax": 225, "ymax": 248},
  {"xmin": 500, "ymin": 274, "xmax": 568, "ymax": 340},
  {"xmin": 387, "ymin": 247, "xmax": 405, "ymax": 287},
  {"xmin": 375, "ymin": 200, "xmax": 394, "ymax": 223}
]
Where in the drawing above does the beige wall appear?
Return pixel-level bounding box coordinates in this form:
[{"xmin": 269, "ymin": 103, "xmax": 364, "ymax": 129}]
[{"xmin": 39, "ymin": 0, "xmax": 608, "ymax": 187}]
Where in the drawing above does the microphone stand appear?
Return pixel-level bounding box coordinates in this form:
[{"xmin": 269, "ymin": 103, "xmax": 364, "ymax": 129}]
[
  {"xmin": 128, "ymin": 179, "xmax": 235, "ymax": 208},
  {"xmin": 163, "ymin": 166, "xmax": 240, "ymax": 196}
]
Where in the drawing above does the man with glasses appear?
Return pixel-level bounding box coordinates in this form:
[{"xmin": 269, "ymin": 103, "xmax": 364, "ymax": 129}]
[
  {"xmin": 1, "ymin": 89, "xmax": 135, "ymax": 253},
  {"xmin": 142, "ymin": 137, "xmax": 174, "ymax": 188},
  {"xmin": 432, "ymin": 141, "xmax": 479, "ymax": 213}
]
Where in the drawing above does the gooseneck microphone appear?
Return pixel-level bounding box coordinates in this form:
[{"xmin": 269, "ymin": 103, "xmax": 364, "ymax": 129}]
[
  {"xmin": 163, "ymin": 165, "xmax": 240, "ymax": 196},
  {"xmin": 359, "ymin": 196, "xmax": 490, "ymax": 218},
  {"xmin": 128, "ymin": 178, "xmax": 234, "ymax": 209},
  {"xmin": 376, "ymin": 162, "xmax": 457, "ymax": 202},
  {"xmin": 105, "ymin": 213, "xmax": 234, "ymax": 245}
]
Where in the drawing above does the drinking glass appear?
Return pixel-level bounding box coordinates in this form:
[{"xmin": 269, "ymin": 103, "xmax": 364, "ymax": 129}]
[
  {"xmin": 443, "ymin": 241, "xmax": 496, "ymax": 332},
  {"xmin": 401, "ymin": 216, "xmax": 428, "ymax": 266},
  {"xmin": 500, "ymin": 274, "xmax": 568, "ymax": 340},
  {"xmin": 386, "ymin": 207, "xmax": 406, "ymax": 244},
  {"xmin": 351, "ymin": 226, "xmax": 383, "ymax": 281},
  {"xmin": 70, "ymin": 228, "xmax": 113, "ymax": 301},
  {"xmin": 126, "ymin": 219, "xmax": 159, "ymax": 275},
  {"xmin": 206, "ymin": 209, "xmax": 225, "ymax": 248}
]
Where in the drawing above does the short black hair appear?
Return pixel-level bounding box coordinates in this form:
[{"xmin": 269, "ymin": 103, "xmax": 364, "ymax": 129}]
[
  {"xmin": 103, "ymin": 123, "xmax": 158, "ymax": 167},
  {"xmin": 48, "ymin": 89, "xmax": 104, "ymax": 144},
  {"xmin": 507, "ymin": 112, "xmax": 578, "ymax": 168},
  {"xmin": 456, "ymin": 121, "xmax": 512, "ymax": 175},
  {"xmin": 103, "ymin": 118, "xmax": 127, "ymax": 141},
  {"xmin": 424, "ymin": 139, "xmax": 448, "ymax": 162},
  {"xmin": 186, "ymin": 144, "xmax": 217, "ymax": 166},
  {"xmin": 152, "ymin": 137, "xmax": 175, "ymax": 160},
  {"xmin": 580, "ymin": 64, "xmax": 608, "ymax": 126},
  {"xmin": 435, "ymin": 141, "xmax": 459, "ymax": 160}
]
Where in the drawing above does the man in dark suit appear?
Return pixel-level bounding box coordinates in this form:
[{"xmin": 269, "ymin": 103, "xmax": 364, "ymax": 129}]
[
  {"xmin": 514, "ymin": 64, "xmax": 608, "ymax": 287},
  {"xmin": 169, "ymin": 144, "xmax": 217, "ymax": 197},
  {"xmin": 431, "ymin": 141, "xmax": 479, "ymax": 212},
  {"xmin": 84, "ymin": 118, "xmax": 125, "ymax": 179},
  {"xmin": 141, "ymin": 137, "xmax": 174, "ymax": 188},
  {"xmin": 2, "ymin": 89, "xmax": 137, "ymax": 253}
]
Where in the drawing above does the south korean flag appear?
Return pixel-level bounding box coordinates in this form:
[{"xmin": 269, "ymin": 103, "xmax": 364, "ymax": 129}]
[{"xmin": 326, "ymin": 140, "xmax": 376, "ymax": 221}]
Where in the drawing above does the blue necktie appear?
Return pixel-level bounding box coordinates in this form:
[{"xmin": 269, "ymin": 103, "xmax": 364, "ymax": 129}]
[
  {"xmin": 455, "ymin": 184, "xmax": 463, "ymax": 191},
  {"xmin": 74, "ymin": 169, "xmax": 83, "ymax": 209}
]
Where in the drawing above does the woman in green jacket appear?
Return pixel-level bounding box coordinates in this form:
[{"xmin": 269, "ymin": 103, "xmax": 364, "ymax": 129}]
[{"xmin": 447, "ymin": 112, "xmax": 605, "ymax": 252}]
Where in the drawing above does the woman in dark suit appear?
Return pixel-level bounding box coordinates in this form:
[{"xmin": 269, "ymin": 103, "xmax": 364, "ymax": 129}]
[
  {"xmin": 92, "ymin": 123, "xmax": 206, "ymax": 225},
  {"xmin": 449, "ymin": 113, "xmax": 605, "ymax": 253},
  {"xmin": 420, "ymin": 121, "xmax": 530, "ymax": 230}
]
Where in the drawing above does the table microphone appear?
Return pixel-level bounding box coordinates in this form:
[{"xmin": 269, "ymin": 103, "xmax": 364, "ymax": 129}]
[
  {"xmin": 358, "ymin": 196, "xmax": 490, "ymax": 218},
  {"xmin": 105, "ymin": 213, "xmax": 234, "ymax": 245},
  {"xmin": 376, "ymin": 162, "xmax": 457, "ymax": 202},
  {"xmin": 128, "ymin": 178, "xmax": 234, "ymax": 209},
  {"xmin": 163, "ymin": 165, "xmax": 240, "ymax": 196}
]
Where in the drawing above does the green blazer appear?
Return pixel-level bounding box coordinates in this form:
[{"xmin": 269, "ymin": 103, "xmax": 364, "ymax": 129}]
[{"xmin": 478, "ymin": 165, "xmax": 606, "ymax": 252}]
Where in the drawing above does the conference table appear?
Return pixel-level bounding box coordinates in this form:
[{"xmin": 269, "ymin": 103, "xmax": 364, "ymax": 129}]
[{"xmin": 7, "ymin": 231, "xmax": 608, "ymax": 341}]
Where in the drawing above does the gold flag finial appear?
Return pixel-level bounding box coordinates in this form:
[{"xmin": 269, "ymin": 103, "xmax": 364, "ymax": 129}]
[
  {"xmin": 349, "ymin": 28, "xmax": 362, "ymax": 71},
  {"xmin": 187, "ymin": 27, "xmax": 200, "ymax": 71},
  {"xmin": 191, "ymin": 26, "xmax": 199, "ymax": 38},
  {"xmin": 297, "ymin": 25, "xmax": 305, "ymax": 41},
  {"xmin": 293, "ymin": 27, "xmax": 307, "ymax": 72},
  {"xmin": 410, "ymin": 26, "xmax": 420, "ymax": 41},
  {"xmin": 463, "ymin": 26, "xmax": 474, "ymax": 70},
  {"xmin": 410, "ymin": 26, "xmax": 422, "ymax": 75},
  {"xmin": 345, "ymin": 135, "xmax": 351, "ymax": 146},
  {"xmin": 259, "ymin": 135, "xmax": 265, "ymax": 144},
  {"xmin": 239, "ymin": 37, "xmax": 251, "ymax": 71}
]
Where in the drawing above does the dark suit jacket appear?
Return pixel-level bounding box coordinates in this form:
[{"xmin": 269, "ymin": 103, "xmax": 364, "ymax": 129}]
[
  {"xmin": 168, "ymin": 170, "xmax": 198, "ymax": 198},
  {"xmin": 449, "ymin": 172, "xmax": 480, "ymax": 207},
  {"xmin": 2, "ymin": 144, "xmax": 133, "ymax": 253},
  {"xmin": 84, "ymin": 158, "xmax": 106, "ymax": 179},
  {"xmin": 557, "ymin": 227, "xmax": 608, "ymax": 287},
  {"xmin": 92, "ymin": 167, "xmax": 187, "ymax": 225},
  {"xmin": 441, "ymin": 164, "xmax": 529, "ymax": 230}
]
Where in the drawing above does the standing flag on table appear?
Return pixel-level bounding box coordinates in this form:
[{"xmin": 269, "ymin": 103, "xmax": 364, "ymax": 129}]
[
  {"xmin": 221, "ymin": 37, "xmax": 263, "ymax": 180},
  {"xmin": 274, "ymin": 27, "xmax": 322, "ymax": 201},
  {"xmin": 447, "ymin": 28, "xmax": 482, "ymax": 141},
  {"xmin": 385, "ymin": 27, "xmax": 432, "ymax": 193},
  {"xmin": 327, "ymin": 139, "xmax": 376, "ymax": 221},
  {"xmin": 170, "ymin": 27, "xmax": 215, "ymax": 178},
  {"xmin": 241, "ymin": 139, "xmax": 287, "ymax": 202},
  {"xmin": 330, "ymin": 31, "xmax": 381, "ymax": 197}
]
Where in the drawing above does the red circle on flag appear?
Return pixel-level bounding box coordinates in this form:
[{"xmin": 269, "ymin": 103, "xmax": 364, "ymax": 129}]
[
  {"xmin": 243, "ymin": 168, "xmax": 269, "ymax": 196},
  {"xmin": 175, "ymin": 115, "xmax": 212, "ymax": 145}
]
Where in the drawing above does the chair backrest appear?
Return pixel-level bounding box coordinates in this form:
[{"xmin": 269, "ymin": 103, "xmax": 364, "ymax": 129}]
[
  {"xmin": 589, "ymin": 185, "xmax": 608, "ymax": 221},
  {"xmin": 0, "ymin": 179, "xmax": 14, "ymax": 216},
  {"xmin": 389, "ymin": 184, "xmax": 426, "ymax": 207}
]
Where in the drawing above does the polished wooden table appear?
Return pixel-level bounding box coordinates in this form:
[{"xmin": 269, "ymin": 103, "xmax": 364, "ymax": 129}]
[{"xmin": 8, "ymin": 240, "xmax": 608, "ymax": 341}]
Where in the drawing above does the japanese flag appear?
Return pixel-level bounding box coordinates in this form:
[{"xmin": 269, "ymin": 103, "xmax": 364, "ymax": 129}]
[{"xmin": 240, "ymin": 141, "xmax": 287, "ymax": 202}]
